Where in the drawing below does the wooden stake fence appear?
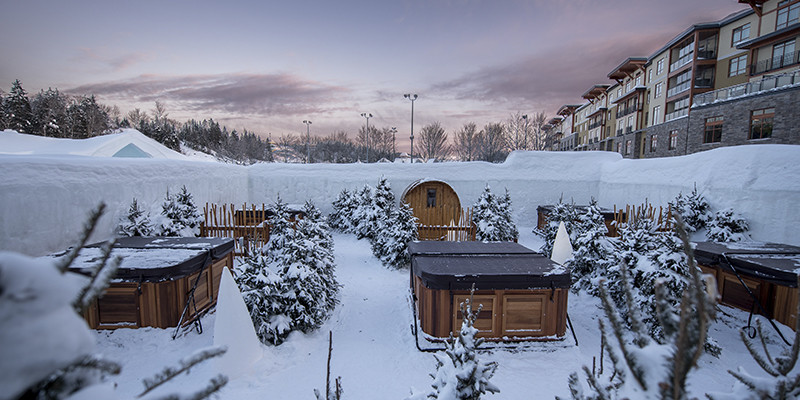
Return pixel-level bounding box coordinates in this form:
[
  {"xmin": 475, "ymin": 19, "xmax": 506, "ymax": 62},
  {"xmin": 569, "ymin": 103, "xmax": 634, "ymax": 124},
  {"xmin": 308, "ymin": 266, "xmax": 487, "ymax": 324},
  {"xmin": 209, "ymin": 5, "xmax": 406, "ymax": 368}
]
[
  {"xmin": 611, "ymin": 201, "xmax": 673, "ymax": 236},
  {"xmin": 415, "ymin": 206, "xmax": 476, "ymax": 241},
  {"xmin": 201, "ymin": 203, "xmax": 272, "ymax": 255}
]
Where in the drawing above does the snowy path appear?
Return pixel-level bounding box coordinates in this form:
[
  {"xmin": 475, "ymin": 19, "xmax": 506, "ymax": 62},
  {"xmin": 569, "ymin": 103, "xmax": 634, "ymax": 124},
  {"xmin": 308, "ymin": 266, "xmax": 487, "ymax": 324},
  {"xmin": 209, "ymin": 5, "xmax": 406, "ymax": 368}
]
[{"xmin": 94, "ymin": 229, "xmax": 773, "ymax": 399}]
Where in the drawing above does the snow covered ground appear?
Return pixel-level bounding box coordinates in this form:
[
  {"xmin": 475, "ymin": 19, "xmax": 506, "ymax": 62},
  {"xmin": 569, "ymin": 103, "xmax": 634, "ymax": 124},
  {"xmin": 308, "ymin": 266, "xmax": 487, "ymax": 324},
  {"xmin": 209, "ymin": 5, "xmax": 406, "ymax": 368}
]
[{"xmin": 93, "ymin": 229, "xmax": 791, "ymax": 399}]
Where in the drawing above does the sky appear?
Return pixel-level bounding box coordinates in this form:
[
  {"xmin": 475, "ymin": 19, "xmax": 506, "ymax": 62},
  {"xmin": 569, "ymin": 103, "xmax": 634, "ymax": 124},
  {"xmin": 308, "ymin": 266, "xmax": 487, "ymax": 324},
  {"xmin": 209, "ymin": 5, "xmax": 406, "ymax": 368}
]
[{"xmin": 1, "ymin": 0, "xmax": 747, "ymax": 148}]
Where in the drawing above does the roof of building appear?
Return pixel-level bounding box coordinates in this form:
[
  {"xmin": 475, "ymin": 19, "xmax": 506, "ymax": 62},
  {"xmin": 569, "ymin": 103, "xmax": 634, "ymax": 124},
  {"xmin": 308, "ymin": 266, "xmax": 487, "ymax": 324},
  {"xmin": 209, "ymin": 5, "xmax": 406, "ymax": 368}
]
[
  {"xmin": 736, "ymin": 22, "xmax": 800, "ymax": 49},
  {"xmin": 582, "ymin": 84, "xmax": 611, "ymax": 100},
  {"xmin": 608, "ymin": 57, "xmax": 648, "ymax": 81}
]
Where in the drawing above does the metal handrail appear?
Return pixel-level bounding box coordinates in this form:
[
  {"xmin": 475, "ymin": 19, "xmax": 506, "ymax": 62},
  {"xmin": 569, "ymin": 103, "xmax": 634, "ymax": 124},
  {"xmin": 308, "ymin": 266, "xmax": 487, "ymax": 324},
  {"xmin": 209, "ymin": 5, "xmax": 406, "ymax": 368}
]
[{"xmin": 692, "ymin": 70, "xmax": 800, "ymax": 107}]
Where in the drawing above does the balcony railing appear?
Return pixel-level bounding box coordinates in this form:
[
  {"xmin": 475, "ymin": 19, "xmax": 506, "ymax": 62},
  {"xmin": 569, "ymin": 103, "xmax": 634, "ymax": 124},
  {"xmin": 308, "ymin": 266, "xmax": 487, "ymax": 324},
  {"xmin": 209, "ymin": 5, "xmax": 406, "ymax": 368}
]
[
  {"xmin": 588, "ymin": 121, "xmax": 603, "ymax": 130},
  {"xmin": 693, "ymin": 70, "xmax": 800, "ymax": 107},
  {"xmin": 670, "ymin": 52, "xmax": 694, "ymax": 72},
  {"xmin": 616, "ymin": 104, "xmax": 639, "ymax": 119},
  {"xmin": 667, "ymin": 80, "xmax": 691, "ymax": 98},
  {"xmin": 616, "ymin": 128, "xmax": 623, "ymax": 136},
  {"xmin": 750, "ymin": 50, "xmax": 800, "ymax": 75},
  {"xmin": 665, "ymin": 108, "xmax": 688, "ymax": 122}
]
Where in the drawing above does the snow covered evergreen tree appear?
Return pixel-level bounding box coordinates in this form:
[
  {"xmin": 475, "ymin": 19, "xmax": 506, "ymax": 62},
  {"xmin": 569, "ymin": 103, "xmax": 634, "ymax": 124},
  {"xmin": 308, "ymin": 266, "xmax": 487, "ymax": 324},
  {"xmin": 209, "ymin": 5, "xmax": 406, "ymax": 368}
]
[
  {"xmin": 408, "ymin": 289, "xmax": 500, "ymax": 400},
  {"xmin": 328, "ymin": 188, "xmax": 356, "ymax": 233},
  {"xmin": 118, "ymin": 198, "xmax": 154, "ymax": 237},
  {"xmin": 568, "ymin": 198, "xmax": 615, "ymax": 291},
  {"xmin": 560, "ymin": 219, "xmax": 717, "ymax": 400},
  {"xmin": 351, "ymin": 184, "xmax": 378, "ymax": 240},
  {"xmin": 3, "ymin": 79, "xmax": 35, "ymax": 133},
  {"xmin": 471, "ymin": 185, "xmax": 518, "ymax": 242},
  {"xmin": 706, "ymin": 207, "xmax": 750, "ymax": 242},
  {"xmin": 669, "ymin": 185, "xmax": 712, "ymax": 234},
  {"xmin": 238, "ymin": 197, "xmax": 339, "ymax": 345},
  {"xmin": 540, "ymin": 199, "xmax": 579, "ymax": 258},
  {"xmin": 156, "ymin": 186, "xmax": 203, "ymax": 237},
  {"xmin": 372, "ymin": 202, "xmax": 418, "ymax": 269}
]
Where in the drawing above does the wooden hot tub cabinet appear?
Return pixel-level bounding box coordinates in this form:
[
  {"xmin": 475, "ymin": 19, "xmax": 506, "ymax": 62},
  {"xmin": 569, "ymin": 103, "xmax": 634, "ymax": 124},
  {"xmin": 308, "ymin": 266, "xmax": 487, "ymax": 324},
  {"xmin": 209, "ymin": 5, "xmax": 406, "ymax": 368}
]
[
  {"xmin": 65, "ymin": 237, "xmax": 235, "ymax": 329},
  {"xmin": 409, "ymin": 241, "xmax": 570, "ymax": 341},
  {"xmin": 694, "ymin": 241, "xmax": 800, "ymax": 330}
]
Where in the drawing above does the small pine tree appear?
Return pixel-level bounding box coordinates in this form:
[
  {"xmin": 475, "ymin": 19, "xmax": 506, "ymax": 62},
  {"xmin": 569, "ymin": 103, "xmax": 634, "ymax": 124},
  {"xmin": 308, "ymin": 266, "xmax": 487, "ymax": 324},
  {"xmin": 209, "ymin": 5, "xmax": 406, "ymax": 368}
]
[
  {"xmin": 3, "ymin": 79, "xmax": 35, "ymax": 133},
  {"xmin": 236, "ymin": 242, "xmax": 285, "ymax": 344},
  {"xmin": 569, "ymin": 198, "xmax": 615, "ymax": 291},
  {"xmin": 472, "ymin": 185, "xmax": 518, "ymax": 242},
  {"xmin": 706, "ymin": 208, "xmax": 750, "ymax": 242},
  {"xmin": 540, "ymin": 199, "xmax": 579, "ymax": 258},
  {"xmin": 351, "ymin": 184, "xmax": 378, "ymax": 240},
  {"xmin": 118, "ymin": 198, "xmax": 154, "ymax": 237},
  {"xmin": 328, "ymin": 188, "xmax": 356, "ymax": 233},
  {"xmin": 372, "ymin": 202, "xmax": 418, "ymax": 269},
  {"xmin": 156, "ymin": 186, "xmax": 202, "ymax": 237},
  {"xmin": 409, "ymin": 289, "xmax": 500, "ymax": 400},
  {"xmin": 669, "ymin": 185, "xmax": 712, "ymax": 234}
]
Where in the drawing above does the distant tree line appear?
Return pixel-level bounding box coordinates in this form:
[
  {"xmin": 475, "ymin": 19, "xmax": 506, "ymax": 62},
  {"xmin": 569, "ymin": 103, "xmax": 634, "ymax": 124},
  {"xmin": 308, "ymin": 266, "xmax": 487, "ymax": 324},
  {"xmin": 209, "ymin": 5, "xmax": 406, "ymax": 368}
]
[
  {"xmin": 2, "ymin": 79, "xmax": 555, "ymax": 164},
  {"xmin": 0, "ymin": 80, "xmax": 272, "ymax": 164}
]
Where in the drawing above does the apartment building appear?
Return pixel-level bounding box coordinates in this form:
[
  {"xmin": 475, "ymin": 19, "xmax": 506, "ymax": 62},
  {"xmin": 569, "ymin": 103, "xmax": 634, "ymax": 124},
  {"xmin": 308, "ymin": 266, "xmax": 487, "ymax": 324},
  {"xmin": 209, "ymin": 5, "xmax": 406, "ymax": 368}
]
[{"xmin": 553, "ymin": 0, "xmax": 800, "ymax": 159}]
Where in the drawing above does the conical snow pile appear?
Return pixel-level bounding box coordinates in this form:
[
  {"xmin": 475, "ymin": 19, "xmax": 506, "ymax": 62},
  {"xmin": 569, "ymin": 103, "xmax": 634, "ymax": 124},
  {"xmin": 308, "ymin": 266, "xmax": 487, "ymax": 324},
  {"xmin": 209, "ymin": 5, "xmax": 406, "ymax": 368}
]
[
  {"xmin": 213, "ymin": 267, "xmax": 263, "ymax": 379},
  {"xmin": 550, "ymin": 221, "xmax": 574, "ymax": 265}
]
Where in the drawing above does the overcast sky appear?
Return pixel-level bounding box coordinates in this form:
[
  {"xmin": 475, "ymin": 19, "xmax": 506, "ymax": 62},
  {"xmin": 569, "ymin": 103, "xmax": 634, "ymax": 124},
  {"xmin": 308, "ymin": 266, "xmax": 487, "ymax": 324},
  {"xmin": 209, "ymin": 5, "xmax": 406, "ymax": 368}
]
[{"xmin": 1, "ymin": 0, "xmax": 746, "ymax": 147}]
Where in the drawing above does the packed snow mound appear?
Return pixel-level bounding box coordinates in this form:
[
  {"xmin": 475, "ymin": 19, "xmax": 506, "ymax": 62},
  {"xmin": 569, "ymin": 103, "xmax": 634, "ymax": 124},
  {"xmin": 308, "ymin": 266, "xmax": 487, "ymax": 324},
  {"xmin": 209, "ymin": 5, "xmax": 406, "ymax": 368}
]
[{"xmin": 0, "ymin": 129, "xmax": 190, "ymax": 160}]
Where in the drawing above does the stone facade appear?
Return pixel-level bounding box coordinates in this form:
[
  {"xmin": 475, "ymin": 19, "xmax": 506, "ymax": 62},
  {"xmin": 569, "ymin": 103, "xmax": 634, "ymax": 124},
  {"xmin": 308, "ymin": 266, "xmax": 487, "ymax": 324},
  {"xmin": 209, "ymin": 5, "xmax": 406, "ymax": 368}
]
[
  {"xmin": 642, "ymin": 117, "xmax": 690, "ymax": 158},
  {"xmin": 688, "ymin": 85, "xmax": 800, "ymax": 154}
]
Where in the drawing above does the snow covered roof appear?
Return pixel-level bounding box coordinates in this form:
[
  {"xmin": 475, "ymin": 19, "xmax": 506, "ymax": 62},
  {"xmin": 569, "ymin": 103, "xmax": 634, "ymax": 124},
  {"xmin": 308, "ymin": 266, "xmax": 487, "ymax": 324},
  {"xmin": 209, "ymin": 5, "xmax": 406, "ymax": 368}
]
[{"xmin": 0, "ymin": 129, "xmax": 189, "ymax": 160}]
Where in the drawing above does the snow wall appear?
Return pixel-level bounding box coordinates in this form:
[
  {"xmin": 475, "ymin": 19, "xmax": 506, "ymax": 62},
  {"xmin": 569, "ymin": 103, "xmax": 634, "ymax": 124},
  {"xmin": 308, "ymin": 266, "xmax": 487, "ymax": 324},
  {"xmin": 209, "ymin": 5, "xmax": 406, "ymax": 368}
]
[{"xmin": 2, "ymin": 144, "xmax": 799, "ymax": 256}]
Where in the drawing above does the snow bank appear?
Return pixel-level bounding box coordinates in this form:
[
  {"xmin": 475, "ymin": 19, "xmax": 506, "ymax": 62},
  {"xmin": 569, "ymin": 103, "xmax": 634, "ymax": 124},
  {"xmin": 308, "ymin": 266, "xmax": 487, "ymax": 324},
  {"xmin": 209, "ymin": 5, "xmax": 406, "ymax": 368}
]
[{"xmin": 2, "ymin": 131, "xmax": 799, "ymax": 255}]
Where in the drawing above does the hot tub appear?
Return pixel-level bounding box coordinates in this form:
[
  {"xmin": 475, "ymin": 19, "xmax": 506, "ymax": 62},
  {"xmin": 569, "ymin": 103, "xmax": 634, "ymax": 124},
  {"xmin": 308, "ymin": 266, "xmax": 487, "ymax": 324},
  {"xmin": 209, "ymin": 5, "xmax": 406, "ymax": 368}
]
[
  {"xmin": 58, "ymin": 237, "xmax": 234, "ymax": 329},
  {"xmin": 409, "ymin": 241, "xmax": 570, "ymax": 340}
]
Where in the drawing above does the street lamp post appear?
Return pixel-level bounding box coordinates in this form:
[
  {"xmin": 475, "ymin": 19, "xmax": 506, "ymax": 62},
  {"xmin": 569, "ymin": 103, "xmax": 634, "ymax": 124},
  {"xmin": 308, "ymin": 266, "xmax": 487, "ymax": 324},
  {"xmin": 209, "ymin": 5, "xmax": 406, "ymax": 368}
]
[
  {"xmin": 361, "ymin": 112, "xmax": 372, "ymax": 163},
  {"xmin": 404, "ymin": 93, "xmax": 417, "ymax": 164},
  {"xmin": 391, "ymin": 126, "xmax": 397, "ymax": 161},
  {"xmin": 303, "ymin": 120, "xmax": 312, "ymax": 163},
  {"xmin": 522, "ymin": 114, "xmax": 528, "ymax": 150}
]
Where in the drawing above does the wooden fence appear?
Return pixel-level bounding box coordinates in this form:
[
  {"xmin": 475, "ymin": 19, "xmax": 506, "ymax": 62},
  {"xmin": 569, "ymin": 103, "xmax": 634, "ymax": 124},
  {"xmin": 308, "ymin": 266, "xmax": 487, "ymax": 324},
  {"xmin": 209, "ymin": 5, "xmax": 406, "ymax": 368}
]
[
  {"xmin": 611, "ymin": 202, "xmax": 673, "ymax": 236},
  {"xmin": 200, "ymin": 203, "xmax": 272, "ymax": 255},
  {"xmin": 415, "ymin": 206, "xmax": 476, "ymax": 241}
]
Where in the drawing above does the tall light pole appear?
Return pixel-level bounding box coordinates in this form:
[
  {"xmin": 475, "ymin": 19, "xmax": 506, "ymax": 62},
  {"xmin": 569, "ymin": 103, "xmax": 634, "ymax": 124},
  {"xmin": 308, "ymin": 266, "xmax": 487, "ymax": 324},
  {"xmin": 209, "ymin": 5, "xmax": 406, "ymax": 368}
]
[
  {"xmin": 522, "ymin": 114, "xmax": 528, "ymax": 150},
  {"xmin": 391, "ymin": 126, "xmax": 397, "ymax": 161},
  {"xmin": 361, "ymin": 112, "xmax": 372, "ymax": 163},
  {"xmin": 303, "ymin": 120, "xmax": 312, "ymax": 163},
  {"xmin": 404, "ymin": 93, "xmax": 417, "ymax": 164}
]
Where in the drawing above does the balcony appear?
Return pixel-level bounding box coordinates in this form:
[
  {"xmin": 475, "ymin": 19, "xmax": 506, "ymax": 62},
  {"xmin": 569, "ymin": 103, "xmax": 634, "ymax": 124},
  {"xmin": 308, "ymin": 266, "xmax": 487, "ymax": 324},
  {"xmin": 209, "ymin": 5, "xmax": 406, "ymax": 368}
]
[
  {"xmin": 667, "ymin": 80, "xmax": 691, "ymax": 98},
  {"xmin": 615, "ymin": 104, "xmax": 640, "ymax": 119},
  {"xmin": 750, "ymin": 50, "xmax": 800, "ymax": 75},
  {"xmin": 670, "ymin": 51, "xmax": 694, "ymax": 72},
  {"xmin": 693, "ymin": 70, "xmax": 800, "ymax": 107},
  {"xmin": 616, "ymin": 128, "xmax": 623, "ymax": 136},
  {"xmin": 665, "ymin": 108, "xmax": 688, "ymax": 122},
  {"xmin": 588, "ymin": 121, "xmax": 603, "ymax": 130},
  {"xmin": 694, "ymin": 78, "xmax": 713, "ymax": 88}
]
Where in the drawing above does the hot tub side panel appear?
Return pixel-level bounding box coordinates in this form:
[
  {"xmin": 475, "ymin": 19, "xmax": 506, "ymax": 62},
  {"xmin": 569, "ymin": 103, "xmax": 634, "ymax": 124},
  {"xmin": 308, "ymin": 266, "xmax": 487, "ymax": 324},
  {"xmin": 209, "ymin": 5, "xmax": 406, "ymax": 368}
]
[{"xmin": 83, "ymin": 251, "xmax": 232, "ymax": 329}]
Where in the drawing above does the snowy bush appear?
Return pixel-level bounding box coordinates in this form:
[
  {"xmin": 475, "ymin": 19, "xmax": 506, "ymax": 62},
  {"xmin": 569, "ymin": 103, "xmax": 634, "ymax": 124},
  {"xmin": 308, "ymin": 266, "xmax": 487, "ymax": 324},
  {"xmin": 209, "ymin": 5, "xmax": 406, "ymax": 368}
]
[
  {"xmin": 706, "ymin": 207, "xmax": 750, "ymax": 242},
  {"xmin": 568, "ymin": 198, "xmax": 616, "ymax": 291},
  {"xmin": 351, "ymin": 184, "xmax": 379, "ymax": 240},
  {"xmin": 669, "ymin": 185, "xmax": 712, "ymax": 234},
  {"xmin": 407, "ymin": 290, "xmax": 500, "ymax": 400},
  {"xmin": 237, "ymin": 197, "xmax": 340, "ymax": 345},
  {"xmin": 471, "ymin": 185, "xmax": 518, "ymax": 242},
  {"xmin": 372, "ymin": 202, "xmax": 418, "ymax": 269},
  {"xmin": 328, "ymin": 188, "xmax": 356, "ymax": 233},
  {"xmin": 560, "ymin": 221, "xmax": 717, "ymax": 400},
  {"xmin": 155, "ymin": 185, "xmax": 203, "ymax": 237},
  {"xmin": 118, "ymin": 197, "xmax": 154, "ymax": 237}
]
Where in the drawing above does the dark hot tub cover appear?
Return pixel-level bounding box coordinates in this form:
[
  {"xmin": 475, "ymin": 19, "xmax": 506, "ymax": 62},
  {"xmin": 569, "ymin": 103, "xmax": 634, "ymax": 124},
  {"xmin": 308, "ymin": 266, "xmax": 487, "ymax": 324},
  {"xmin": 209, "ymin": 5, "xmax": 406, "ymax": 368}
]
[
  {"xmin": 409, "ymin": 241, "xmax": 570, "ymax": 291},
  {"xmin": 56, "ymin": 237, "xmax": 234, "ymax": 282},
  {"xmin": 694, "ymin": 241, "xmax": 800, "ymax": 288}
]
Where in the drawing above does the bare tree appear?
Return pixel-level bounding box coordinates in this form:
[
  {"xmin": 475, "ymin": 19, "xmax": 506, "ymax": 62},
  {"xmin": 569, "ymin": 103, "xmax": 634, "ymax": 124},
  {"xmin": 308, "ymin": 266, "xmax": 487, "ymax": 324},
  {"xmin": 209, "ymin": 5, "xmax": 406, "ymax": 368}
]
[
  {"xmin": 277, "ymin": 133, "xmax": 299, "ymax": 162},
  {"xmin": 453, "ymin": 122, "xmax": 480, "ymax": 161},
  {"xmin": 126, "ymin": 108, "xmax": 149, "ymax": 127},
  {"xmin": 505, "ymin": 111, "xmax": 531, "ymax": 151},
  {"xmin": 152, "ymin": 100, "xmax": 168, "ymax": 122},
  {"xmin": 415, "ymin": 121, "xmax": 451, "ymax": 162},
  {"xmin": 478, "ymin": 122, "xmax": 507, "ymax": 163},
  {"xmin": 528, "ymin": 111, "xmax": 548, "ymax": 151}
]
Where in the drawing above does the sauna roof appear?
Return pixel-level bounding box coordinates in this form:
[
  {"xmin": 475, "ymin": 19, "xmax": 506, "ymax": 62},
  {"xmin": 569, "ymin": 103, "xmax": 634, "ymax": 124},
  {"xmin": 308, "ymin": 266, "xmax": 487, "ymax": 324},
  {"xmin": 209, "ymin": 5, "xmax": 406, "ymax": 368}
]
[
  {"xmin": 409, "ymin": 241, "xmax": 570, "ymax": 291},
  {"xmin": 694, "ymin": 241, "xmax": 800, "ymax": 287},
  {"xmin": 54, "ymin": 237, "xmax": 234, "ymax": 282}
]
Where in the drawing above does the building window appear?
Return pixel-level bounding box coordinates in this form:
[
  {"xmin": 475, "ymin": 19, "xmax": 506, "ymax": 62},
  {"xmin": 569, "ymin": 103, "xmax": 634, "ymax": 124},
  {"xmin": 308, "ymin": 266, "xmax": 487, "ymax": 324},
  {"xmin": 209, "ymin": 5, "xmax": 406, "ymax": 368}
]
[
  {"xmin": 773, "ymin": 39, "xmax": 796, "ymax": 70},
  {"xmin": 729, "ymin": 54, "xmax": 748, "ymax": 76},
  {"xmin": 627, "ymin": 116, "xmax": 634, "ymax": 132},
  {"xmin": 617, "ymin": 142, "xmax": 623, "ymax": 154},
  {"xmin": 655, "ymin": 82, "xmax": 663, "ymax": 98},
  {"xmin": 626, "ymin": 81, "xmax": 632, "ymax": 92},
  {"xmin": 427, "ymin": 188, "xmax": 437, "ymax": 207},
  {"xmin": 617, "ymin": 88, "xmax": 622, "ymax": 98},
  {"xmin": 625, "ymin": 140, "xmax": 632, "ymax": 155},
  {"xmin": 704, "ymin": 116, "xmax": 723, "ymax": 143},
  {"xmin": 669, "ymin": 130, "xmax": 678, "ymax": 150},
  {"xmin": 652, "ymin": 105, "xmax": 661, "ymax": 125},
  {"xmin": 650, "ymin": 135, "xmax": 658, "ymax": 152},
  {"xmin": 732, "ymin": 23, "xmax": 750, "ymax": 45},
  {"xmin": 648, "ymin": 69, "xmax": 653, "ymax": 83},
  {"xmin": 635, "ymin": 75, "xmax": 642, "ymax": 87},
  {"xmin": 777, "ymin": 1, "xmax": 800, "ymax": 30},
  {"xmin": 657, "ymin": 58, "xmax": 664, "ymax": 75},
  {"xmin": 750, "ymin": 107, "xmax": 775, "ymax": 139}
]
